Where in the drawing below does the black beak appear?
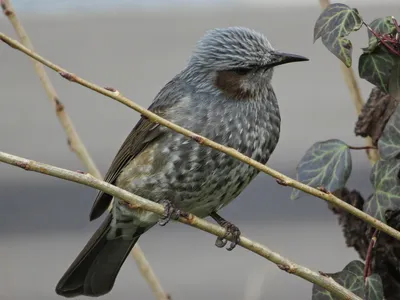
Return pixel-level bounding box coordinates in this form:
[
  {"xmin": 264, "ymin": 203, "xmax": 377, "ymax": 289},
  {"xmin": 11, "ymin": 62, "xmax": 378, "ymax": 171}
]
[{"xmin": 267, "ymin": 51, "xmax": 309, "ymax": 68}]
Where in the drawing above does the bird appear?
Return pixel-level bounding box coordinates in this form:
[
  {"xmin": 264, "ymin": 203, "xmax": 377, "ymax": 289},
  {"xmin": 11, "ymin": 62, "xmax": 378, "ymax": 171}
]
[{"xmin": 55, "ymin": 26, "xmax": 308, "ymax": 298}]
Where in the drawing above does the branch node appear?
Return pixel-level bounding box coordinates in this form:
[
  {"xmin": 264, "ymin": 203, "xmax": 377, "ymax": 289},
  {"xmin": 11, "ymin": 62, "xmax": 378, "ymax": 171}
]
[
  {"xmin": 318, "ymin": 271, "xmax": 328, "ymax": 277},
  {"xmin": 317, "ymin": 186, "xmax": 330, "ymax": 194},
  {"xmin": 59, "ymin": 71, "xmax": 77, "ymax": 82},
  {"xmin": 0, "ymin": 0, "xmax": 12, "ymax": 16},
  {"xmin": 191, "ymin": 135, "xmax": 204, "ymax": 144},
  {"xmin": 75, "ymin": 170, "xmax": 86, "ymax": 174},
  {"xmin": 104, "ymin": 87, "xmax": 121, "ymax": 96},
  {"xmin": 122, "ymin": 201, "xmax": 141, "ymax": 210},
  {"xmin": 179, "ymin": 211, "xmax": 194, "ymax": 224},
  {"xmin": 67, "ymin": 138, "xmax": 74, "ymax": 151},
  {"xmin": 277, "ymin": 264, "xmax": 296, "ymax": 274},
  {"xmin": 15, "ymin": 161, "xmax": 29, "ymax": 170},
  {"xmin": 276, "ymin": 179, "xmax": 288, "ymax": 186},
  {"xmin": 3, "ymin": 8, "xmax": 11, "ymax": 16},
  {"xmin": 54, "ymin": 96, "xmax": 64, "ymax": 112}
]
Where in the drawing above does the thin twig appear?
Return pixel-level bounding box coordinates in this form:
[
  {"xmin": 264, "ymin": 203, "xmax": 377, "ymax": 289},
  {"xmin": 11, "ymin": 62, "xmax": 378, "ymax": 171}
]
[
  {"xmin": 0, "ymin": 2, "xmax": 168, "ymax": 299},
  {"xmin": 0, "ymin": 0, "xmax": 100, "ymax": 178},
  {"xmin": 1, "ymin": 32, "xmax": 399, "ymax": 242},
  {"xmin": 130, "ymin": 247, "xmax": 170, "ymax": 300},
  {"xmin": 0, "ymin": 150, "xmax": 363, "ymax": 300},
  {"xmin": 318, "ymin": 0, "xmax": 379, "ymax": 165}
]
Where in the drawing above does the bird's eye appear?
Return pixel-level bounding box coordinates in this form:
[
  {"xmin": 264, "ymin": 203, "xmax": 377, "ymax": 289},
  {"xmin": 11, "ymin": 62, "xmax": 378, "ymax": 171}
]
[{"xmin": 231, "ymin": 67, "xmax": 253, "ymax": 75}]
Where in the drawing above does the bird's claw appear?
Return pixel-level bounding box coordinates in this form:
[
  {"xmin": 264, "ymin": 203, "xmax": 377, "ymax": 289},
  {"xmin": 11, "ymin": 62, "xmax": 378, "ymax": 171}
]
[
  {"xmin": 215, "ymin": 221, "xmax": 241, "ymax": 251},
  {"xmin": 158, "ymin": 199, "xmax": 182, "ymax": 226}
]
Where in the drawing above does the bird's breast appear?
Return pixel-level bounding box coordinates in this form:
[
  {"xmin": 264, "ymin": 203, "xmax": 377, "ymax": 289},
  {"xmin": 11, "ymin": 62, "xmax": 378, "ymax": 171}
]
[{"xmin": 118, "ymin": 91, "xmax": 281, "ymax": 217}]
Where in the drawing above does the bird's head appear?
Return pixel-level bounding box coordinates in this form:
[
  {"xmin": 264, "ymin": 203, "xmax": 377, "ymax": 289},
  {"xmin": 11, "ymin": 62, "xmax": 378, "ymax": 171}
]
[{"xmin": 186, "ymin": 27, "xmax": 309, "ymax": 100}]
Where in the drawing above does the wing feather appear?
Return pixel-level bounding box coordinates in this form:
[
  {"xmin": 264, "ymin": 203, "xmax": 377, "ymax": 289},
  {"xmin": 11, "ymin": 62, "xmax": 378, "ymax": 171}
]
[{"xmin": 89, "ymin": 75, "xmax": 185, "ymax": 220}]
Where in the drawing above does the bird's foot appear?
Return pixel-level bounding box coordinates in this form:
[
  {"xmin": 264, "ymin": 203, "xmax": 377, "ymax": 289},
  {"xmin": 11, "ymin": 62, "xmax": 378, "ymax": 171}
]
[
  {"xmin": 158, "ymin": 199, "xmax": 183, "ymax": 226},
  {"xmin": 216, "ymin": 222, "xmax": 241, "ymax": 251},
  {"xmin": 210, "ymin": 212, "xmax": 241, "ymax": 251}
]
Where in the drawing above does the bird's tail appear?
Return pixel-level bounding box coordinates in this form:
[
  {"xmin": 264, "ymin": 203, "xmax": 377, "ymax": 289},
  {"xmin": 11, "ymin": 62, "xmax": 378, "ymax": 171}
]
[{"xmin": 55, "ymin": 213, "xmax": 144, "ymax": 298}]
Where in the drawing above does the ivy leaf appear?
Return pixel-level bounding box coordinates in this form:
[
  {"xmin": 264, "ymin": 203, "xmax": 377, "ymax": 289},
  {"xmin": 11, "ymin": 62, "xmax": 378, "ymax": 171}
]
[
  {"xmin": 389, "ymin": 61, "xmax": 400, "ymax": 101},
  {"xmin": 291, "ymin": 139, "xmax": 352, "ymax": 200},
  {"xmin": 364, "ymin": 158, "xmax": 400, "ymax": 222},
  {"xmin": 365, "ymin": 16, "xmax": 397, "ymax": 53},
  {"xmin": 362, "ymin": 37, "xmax": 379, "ymax": 54},
  {"xmin": 343, "ymin": 260, "xmax": 365, "ymax": 276},
  {"xmin": 312, "ymin": 260, "xmax": 365, "ymax": 300},
  {"xmin": 359, "ymin": 45, "xmax": 400, "ymax": 93},
  {"xmin": 314, "ymin": 3, "xmax": 363, "ymax": 67},
  {"xmin": 366, "ymin": 274, "xmax": 384, "ymax": 300},
  {"xmin": 378, "ymin": 104, "xmax": 400, "ymax": 160}
]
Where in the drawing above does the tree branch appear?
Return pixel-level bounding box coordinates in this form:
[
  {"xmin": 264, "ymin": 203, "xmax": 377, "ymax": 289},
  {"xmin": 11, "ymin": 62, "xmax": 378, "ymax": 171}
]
[
  {"xmin": 0, "ymin": 150, "xmax": 362, "ymax": 300},
  {"xmin": 0, "ymin": 2, "xmax": 168, "ymax": 299},
  {"xmin": 1, "ymin": 32, "xmax": 399, "ymax": 242},
  {"xmin": 318, "ymin": 0, "xmax": 380, "ymax": 165},
  {"xmin": 0, "ymin": 0, "xmax": 100, "ymax": 178}
]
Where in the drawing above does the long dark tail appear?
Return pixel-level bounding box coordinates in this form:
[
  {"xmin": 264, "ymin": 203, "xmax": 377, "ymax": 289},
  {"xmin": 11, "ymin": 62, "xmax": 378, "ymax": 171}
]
[{"xmin": 55, "ymin": 214, "xmax": 143, "ymax": 298}]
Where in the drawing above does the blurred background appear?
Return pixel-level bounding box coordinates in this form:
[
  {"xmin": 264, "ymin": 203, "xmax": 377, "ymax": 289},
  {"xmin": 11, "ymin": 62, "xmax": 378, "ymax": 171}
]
[{"xmin": 0, "ymin": 0, "xmax": 397, "ymax": 299}]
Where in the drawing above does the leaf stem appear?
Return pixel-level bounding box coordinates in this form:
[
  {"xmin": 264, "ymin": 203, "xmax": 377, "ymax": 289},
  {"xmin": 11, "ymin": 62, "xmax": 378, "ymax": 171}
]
[
  {"xmin": 1, "ymin": 31, "xmax": 400, "ymax": 243},
  {"xmin": 363, "ymin": 229, "xmax": 379, "ymax": 280},
  {"xmin": 347, "ymin": 146, "xmax": 377, "ymax": 150}
]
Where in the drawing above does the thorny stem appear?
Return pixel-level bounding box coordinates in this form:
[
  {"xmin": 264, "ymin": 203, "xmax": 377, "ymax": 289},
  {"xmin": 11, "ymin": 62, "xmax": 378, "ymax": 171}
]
[
  {"xmin": 0, "ymin": 2, "xmax": 169, "ymax": 300},
  {"xmin": 363, "ymin": 229, "xmax": 379, "ymax": 281},
  {"xmin": 0, "ymin": 151, "xmax": 363, "ymax": 300},
  {"xmin": 1, "ymin": 32, "xmax": 400, "ymax": 243}
]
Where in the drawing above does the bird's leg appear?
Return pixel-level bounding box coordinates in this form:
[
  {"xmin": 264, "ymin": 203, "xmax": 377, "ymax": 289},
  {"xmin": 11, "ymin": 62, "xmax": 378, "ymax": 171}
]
[
  {"xmin": 158, "ymin": 199, "xmax": 184, "ymax": 226},
  {"xmin": 210, "ymin": 212, "xmax": 241, "ymax": 251}
]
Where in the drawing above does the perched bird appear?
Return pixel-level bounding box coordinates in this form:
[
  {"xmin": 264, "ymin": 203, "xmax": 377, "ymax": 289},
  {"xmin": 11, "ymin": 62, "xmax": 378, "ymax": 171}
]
[{"xmin": 55, "ymin": 26, "xmax": 308, "ymax": 298}]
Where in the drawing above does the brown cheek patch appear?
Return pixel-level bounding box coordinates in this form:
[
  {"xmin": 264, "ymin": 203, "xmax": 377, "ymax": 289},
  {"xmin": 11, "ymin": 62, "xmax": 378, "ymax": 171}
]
[{"xmin": 214, "ymin": 70, "xmax": 252, "ymax": 100}]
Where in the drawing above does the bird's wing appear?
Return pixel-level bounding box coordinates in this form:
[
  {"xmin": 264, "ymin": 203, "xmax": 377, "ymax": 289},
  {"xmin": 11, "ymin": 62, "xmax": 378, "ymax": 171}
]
[{"xmin": 89, "ymin": 76, "xmax": 185, "ymax": 221}]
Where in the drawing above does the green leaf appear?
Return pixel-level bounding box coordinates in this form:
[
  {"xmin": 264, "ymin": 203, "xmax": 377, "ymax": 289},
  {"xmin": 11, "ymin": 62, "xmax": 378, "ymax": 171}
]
[
  {"xmin": 378, "ymin": 104, "xmax": 400, "ymax": 160},
  {"xmin": 364, "ymin": 158, "xmax": 400, "ymax": 221},
  {"xmin": 366, "ymin": 17, "xmax": 397, "ymax": 53},
  {"xmin": 362, "ymin": 37, "xmax": 380, "ymax": 54},
  {"xmin": 312, "ymin": 260, "xmax": 365, "ymax": 300},
  {"xmin": 366, "ymin": 274, "xmax": 384, "ymax": 300},
  {"xmin": 314, "ymin": 3, "xmax": 363, "ymax": 67},
  {"xmin": 343, "ymin": 260, "xmax": 364, "ymax": 276},
  {"xmin": 389, "ymin": 61, "xmax": 400, "ymax": 101},
  {"xmin": 291, "ymin": 139, "xmax": 352, "ymax": 200},
  {"xmin": 359, "ymin": 45, "xmax": 400, "ymax": 92}
]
